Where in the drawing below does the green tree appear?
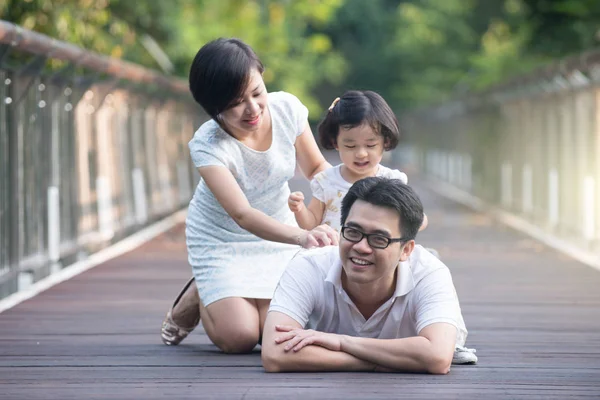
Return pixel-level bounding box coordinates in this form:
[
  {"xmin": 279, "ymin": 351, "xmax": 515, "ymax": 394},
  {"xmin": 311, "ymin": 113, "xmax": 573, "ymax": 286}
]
[
  {"xmin": 0, "ymin": 0, "xmax": 178, "ymax": 70},
  {"xmin": 388, "ymin": 0, "xmax": 481, "ymax": 106},
  {"xmin": 4, "ymin": 0, "xmax": 600, "ymax": 111},
  {"xmin": 169, "ymin": 0, "xmax": 347, "ymax": 117},
  {"xmin": 316, "ymin": 0, "xmax": 403, "ymax": 105},
  {"xmin": 521, "ymin": 0, "xmax": 600, "ymax": 57},
  {"xmin": 0, "ymin": 0, "xmax": 347, "ymax": 117}
]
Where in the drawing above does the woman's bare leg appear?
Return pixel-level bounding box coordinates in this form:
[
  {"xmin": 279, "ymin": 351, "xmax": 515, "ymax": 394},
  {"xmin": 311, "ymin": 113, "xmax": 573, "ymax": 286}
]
[
  {"xmin": 161, "ymin": 278, "xmax": 201, "ymax": 345},
  {"xmin": 164, "ymin": 280, "xmax": 272, "ymax": 352},
  {"xmin": 200, "ymin": 297, "xmax": 266, "ymax": 353},
  {"xmin": 256, "ymin": 298, "xmax": 271, "ymax": 342},
  {"xmin": 170, "ymin": 282, "xmax": 201, "ymax": 328}
]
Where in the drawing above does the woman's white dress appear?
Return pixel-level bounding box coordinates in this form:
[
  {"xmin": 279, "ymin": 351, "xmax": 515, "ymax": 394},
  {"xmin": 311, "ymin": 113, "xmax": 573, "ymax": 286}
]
[{"xmin": 186, "ymin": 92, "xmax": 305, "ymax": 306}]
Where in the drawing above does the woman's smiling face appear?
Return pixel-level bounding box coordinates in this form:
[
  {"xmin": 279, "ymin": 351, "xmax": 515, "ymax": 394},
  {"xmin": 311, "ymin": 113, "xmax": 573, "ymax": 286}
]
[{"xmin": 219, "ymin": 68, "xmax": 269, "ymax": 138}]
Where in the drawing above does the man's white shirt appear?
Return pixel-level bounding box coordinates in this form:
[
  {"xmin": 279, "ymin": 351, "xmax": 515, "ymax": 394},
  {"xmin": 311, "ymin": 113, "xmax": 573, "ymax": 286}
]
[{"xmin": 269, "ymin": 245, "xmax": 467, "ymax": 345}]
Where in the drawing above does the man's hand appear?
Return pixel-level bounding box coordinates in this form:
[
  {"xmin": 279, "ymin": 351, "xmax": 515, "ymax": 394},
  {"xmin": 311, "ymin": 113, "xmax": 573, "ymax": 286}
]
[
  {"xmin": 288, "ymin": 191, "xmax": 305, "ymax": 213},
  {"xmin": 262, "ymin": 312, "xmax": 377, "ymax": 372},
  {"xmin": 274, "ymin": 325, "xmax": 344, "ymax": 352}
]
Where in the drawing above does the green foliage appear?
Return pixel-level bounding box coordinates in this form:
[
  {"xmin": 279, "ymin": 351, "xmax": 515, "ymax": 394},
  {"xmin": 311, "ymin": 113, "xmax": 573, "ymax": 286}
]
[
  {"xmin": 390, "ymin": 0, "xmax": 480, "ymax": 106},
  {"xmin": 0, "ymin": 0, "xmax": 346, "ymax": 117},
  {"xmin": 317, "ymin": 0, "xmax": 600, "ymax": 108},
  {"xmin": 520, "ymin": 0, "xmax": 600, "ymax": 57},
  {"xmin": 169, "ymin": 0, "xmax": 347, "ymax": 116},
  {"xmin": 2, "ymin": 0, "xmax": 600, "ymax": 111},
  {"xmin": 0, "ymin": 0, "xmax": 177, "ymax": 69},
  {"xmin": 315, "ymin": 0, "xmax": 402, "ymax": 108}
]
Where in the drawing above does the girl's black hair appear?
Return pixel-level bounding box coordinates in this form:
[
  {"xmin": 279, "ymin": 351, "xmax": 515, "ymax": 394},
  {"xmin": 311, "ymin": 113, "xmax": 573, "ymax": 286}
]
[{"xmin": 318, "ymin": 90, "xmax": 400, "ymax": 150}]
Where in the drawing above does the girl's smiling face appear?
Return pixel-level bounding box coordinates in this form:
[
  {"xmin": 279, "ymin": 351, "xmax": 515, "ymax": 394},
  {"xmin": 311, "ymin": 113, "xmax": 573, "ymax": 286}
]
[{"xmin": 335, "ymin": 123, "xmax": 386, "ymax": 182}]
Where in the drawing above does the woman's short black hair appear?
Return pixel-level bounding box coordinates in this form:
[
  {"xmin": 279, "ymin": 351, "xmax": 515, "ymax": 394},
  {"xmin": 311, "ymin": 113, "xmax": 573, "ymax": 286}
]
[
  {"xmin": 189, "ymin": 38, "xmax": 265, "ymax": 120},
  {"xmin": 317, "ymin": 90, "xmax": 400, "ymax": 150}
]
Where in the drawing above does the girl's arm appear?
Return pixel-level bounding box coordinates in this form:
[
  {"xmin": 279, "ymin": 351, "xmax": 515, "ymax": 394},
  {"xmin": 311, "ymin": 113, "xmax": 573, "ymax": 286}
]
[
  {"xmin": 295, "ymin": 122, "xmax": 331, "ymax": 179},
  {"xmin": 289, "ymin": 193, "xmax": 326, "ymax": 230},
  {"xmin": 419, "ymin": 213, "xmax": 429, "ymax": 231},
  {"xmin": 392, "ymin": 169, "xmax": 428, "ymax": 231},
  {"xmin": 199, "ymin": 165, "xmax": 338, "ymax": 248}
]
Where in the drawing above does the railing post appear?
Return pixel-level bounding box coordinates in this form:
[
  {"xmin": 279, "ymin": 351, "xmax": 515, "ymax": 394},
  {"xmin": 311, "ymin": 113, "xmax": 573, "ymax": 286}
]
[
  {"xmin": 2, "ymin": 71, "xmax": 18, "ymax": 296},
  {"xmin": 48, "ymin": 86, "xmax": 61, "ymax": 272},
  {"xmin": 0, "ymin": 22, "xmax": 200, "ymax": 300}
]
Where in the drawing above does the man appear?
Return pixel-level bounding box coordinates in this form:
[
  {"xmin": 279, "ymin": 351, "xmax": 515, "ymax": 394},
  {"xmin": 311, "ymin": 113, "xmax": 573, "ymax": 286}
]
[{"xmin": 262, "ymin": 177, "xmax": 473, "ymax": 374}]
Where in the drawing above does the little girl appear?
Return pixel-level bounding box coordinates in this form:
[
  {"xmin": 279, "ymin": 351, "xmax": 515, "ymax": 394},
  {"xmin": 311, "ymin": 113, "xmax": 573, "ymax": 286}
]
[
  {"xmin": 288, "ymin": 90, "xmax": 477, "ymax": 365},
  {"xmin": 288, "ymin": 90, "xmax": 427, "ymax": 232}
]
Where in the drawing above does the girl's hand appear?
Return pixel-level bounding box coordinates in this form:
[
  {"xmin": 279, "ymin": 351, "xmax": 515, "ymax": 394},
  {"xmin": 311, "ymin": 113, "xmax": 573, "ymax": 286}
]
[
  {"xmin": 288, "ymin": 191, "xmax": 305, "ymax": 213},
  {"xmin": 298, "ymin": 225, "xmax": 339, "ymax": 249}
]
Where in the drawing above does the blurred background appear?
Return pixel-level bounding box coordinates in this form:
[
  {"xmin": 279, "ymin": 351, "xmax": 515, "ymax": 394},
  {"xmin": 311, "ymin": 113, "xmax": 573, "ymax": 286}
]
[
  {"xmin": 3, "ymin": 0, "xmax": 600, "ymax": 117},
  {"xmin": 1, "ymin": 0, "xmax": 600, "ymax": 300}
]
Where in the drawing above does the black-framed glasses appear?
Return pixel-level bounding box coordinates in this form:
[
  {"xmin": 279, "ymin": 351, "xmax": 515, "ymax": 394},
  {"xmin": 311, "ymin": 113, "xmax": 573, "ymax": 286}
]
[{"xmin": 341, "ymin": 226, "xmax": 409, "ymax": 249}]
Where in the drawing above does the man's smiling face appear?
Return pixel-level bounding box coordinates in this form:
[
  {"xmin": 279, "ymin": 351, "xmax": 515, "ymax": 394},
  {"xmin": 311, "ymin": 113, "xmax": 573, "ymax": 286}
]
[{"xmin": 339, "ymin": 200, "xmax": 413, "ymax": 287}]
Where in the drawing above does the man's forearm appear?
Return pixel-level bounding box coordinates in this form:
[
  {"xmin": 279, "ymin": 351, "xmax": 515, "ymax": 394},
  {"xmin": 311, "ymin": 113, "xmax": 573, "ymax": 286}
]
[
  {"xmin": 340, "ymin": 336, "xmax": 451, "ymax": 374},
  {"xmin": 262, "ymin": 343, "xmax": 375, "ymax": 372}
]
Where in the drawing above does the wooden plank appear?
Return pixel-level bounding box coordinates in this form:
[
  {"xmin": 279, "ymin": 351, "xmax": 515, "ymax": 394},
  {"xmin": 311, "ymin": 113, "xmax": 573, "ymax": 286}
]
[{"xmin": 0, "ymin": 166, "xmax": 599, "ymax": 399}]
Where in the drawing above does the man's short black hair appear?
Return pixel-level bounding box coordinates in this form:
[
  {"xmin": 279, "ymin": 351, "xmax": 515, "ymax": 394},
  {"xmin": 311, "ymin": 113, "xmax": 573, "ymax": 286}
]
[{"xmin": 341, "ymin": 177, "xmax": 424, "ymax": 241}]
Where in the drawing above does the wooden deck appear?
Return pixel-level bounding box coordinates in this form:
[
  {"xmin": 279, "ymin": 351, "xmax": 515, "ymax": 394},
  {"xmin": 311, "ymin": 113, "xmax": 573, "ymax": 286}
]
[{"xmin": 1, "ymin": 174, "xmax": 600, "ymax": 399}]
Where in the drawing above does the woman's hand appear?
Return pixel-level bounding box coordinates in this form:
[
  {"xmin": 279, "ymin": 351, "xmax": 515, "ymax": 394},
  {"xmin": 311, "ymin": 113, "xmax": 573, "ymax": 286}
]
[
  {"xmin": 288, "ymin": 191, "xmax": 305, "ymax": 213},
  {"xmin": 298, "ymin": 225, "xmax": 339, "ymax": 249}
]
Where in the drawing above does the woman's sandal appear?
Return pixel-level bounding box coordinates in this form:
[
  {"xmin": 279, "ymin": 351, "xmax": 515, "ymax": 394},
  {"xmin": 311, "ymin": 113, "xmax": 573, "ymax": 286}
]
[{"xmin": 161, "ymin": 277, "xmax": 200, "ymax": 346}]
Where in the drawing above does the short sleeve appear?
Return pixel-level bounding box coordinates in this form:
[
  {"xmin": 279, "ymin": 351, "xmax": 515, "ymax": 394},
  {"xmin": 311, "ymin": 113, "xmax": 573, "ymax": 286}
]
[
  {"xmin": 272, "ymin": 92, "xmax": 309, "ymax": 137},
  {"xmin": 188, "ymin": 123, "xmax": 227, "ymax": 168},
  {"xmin": 309, "ymin": 172, "xmax": 327, "ymax": 202},
  {"xmin": 268, "ymin": 254, "xmax": 320, "ymax": 327},
  {"xmin": 413, "ymin": 267, "xmax": 463, "ymax": 336},
  {"xmin": 288, "ymin": 94, "xmax": 309, "ymax": 136},
  {"xmin": 393, "ymin": 170, "xmax": 408, "ymax": 184},
  {"xmin": 385, "ymin": 168, "xmax": 408, "ymax": 184}
]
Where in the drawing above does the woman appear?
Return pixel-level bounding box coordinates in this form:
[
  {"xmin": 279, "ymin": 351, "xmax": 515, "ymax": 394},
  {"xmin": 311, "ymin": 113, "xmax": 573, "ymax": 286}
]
[{"xmin": 161, "ymin": 38, "xmax": 338, "ymax": 353}]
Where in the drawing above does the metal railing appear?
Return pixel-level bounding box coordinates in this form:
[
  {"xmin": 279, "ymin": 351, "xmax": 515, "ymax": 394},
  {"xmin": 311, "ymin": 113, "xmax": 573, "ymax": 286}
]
[
  {"xmin": 403, "ymin": 49, "xmax": 600, "ymax": 257},
  {"xmin": 0, "ymin": 21, "xmax": 205, "ymax": 299}
]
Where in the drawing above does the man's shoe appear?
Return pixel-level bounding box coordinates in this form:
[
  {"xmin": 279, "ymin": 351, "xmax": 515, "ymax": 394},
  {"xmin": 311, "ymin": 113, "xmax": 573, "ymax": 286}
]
[
  {"xmin": 160, "ymin": 277, "xmax": 200, "ymax": 346},
  {"xmin": 452, "ymin": 345, "xmax": 478, "ymax": 365}
]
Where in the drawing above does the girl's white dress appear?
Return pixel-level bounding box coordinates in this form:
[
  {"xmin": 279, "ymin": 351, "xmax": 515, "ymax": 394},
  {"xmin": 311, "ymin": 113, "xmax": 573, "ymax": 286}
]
[
  {"xmin": 310, "ymin": 164, "xmax": 408, "ymax": 231},
  {"xmin": 186, "ymin": 92, "xmax": 305, "ymax": 306}
]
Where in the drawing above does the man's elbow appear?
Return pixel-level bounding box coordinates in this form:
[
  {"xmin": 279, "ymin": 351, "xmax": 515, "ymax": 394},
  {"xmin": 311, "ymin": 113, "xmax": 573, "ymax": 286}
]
[
  {"xmin": 261, "ymin": 346, "xmax": 284, "ymax": 373},
  {"xmin": 426, "ymin": 354, "xmax": 452, "ymax": 375}
]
